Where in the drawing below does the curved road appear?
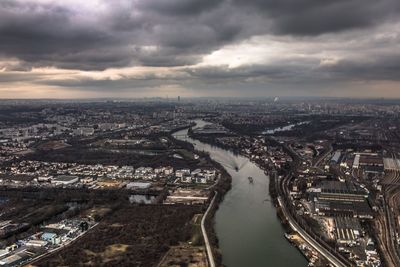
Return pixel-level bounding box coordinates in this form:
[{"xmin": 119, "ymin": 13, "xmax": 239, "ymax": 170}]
[{"xmin": 201, "ymin": 192, "xmax": 217, "ymax": 267}]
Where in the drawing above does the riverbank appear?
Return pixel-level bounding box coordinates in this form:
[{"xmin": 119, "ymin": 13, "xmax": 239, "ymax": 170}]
[
  {"xmin": 174, "ymin": 120, "xmax": 307, "ymax": 267},
  {"xmin": 187, "ymin": 128, "xmax": 319, "ymax": 266},
  {"xmin": 285, "ymin": 233, "xmax": 322, "ymax": 265},
  {"xmin": 203, "ymin": 163, "xmax": 232, "ymax": 266},
  {"xmin": 170, "ymin": 128, "xmax": 232, "ymax": 267},
  {"xmin": 188, "ymin": 131, "xmax": 279, "ymax": 202}
]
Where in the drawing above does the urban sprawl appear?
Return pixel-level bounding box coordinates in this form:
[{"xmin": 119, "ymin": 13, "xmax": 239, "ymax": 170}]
[{"xmin": 0, "ymin": 98, "xmax": 400, "ymax": 267}]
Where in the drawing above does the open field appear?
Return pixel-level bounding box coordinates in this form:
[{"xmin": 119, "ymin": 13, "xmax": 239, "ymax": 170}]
[{"xmin": 34, "ymin": 204, "xmax": 202, "ymax": 267}]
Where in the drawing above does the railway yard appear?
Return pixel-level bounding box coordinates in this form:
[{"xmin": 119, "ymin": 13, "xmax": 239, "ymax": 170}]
[{"xmin": 379, "ymin": 165, "xmax": 400, "ymax": 266}]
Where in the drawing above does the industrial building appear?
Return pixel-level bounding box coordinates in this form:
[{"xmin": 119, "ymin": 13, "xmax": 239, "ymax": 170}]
[
  {"xmin": 51, "ymin": 175, "xmax": 79, "ymax": 185},
  {"xmin": 330, "ymin": 151, "xmax": 342, "ymax": 164},
  {"xmin": 313, "ymin": 181, "xmax": 373, "ymax": 218},
  {"xmin": 318, "ymin": 181, "xmax": 368, "ymax": 202},
  {"xmin": 353, "ymin": 154, "xmax": 384, "ymax": 174},
  {"xmin": 334, "ymin": 217, "xmax": 361, "ymax": 245},
  {"xmin": 126, "ymin": 182, "xmax": 151, "ymax": 190},
  {"xmin": 41, "ymin": 232, "xmax": 60, "ymax": 245}
]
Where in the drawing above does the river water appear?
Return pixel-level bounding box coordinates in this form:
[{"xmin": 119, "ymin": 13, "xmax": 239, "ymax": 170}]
[{"xmin": 173, "ymin": 120, "xmax": 307, "ymax": 267}]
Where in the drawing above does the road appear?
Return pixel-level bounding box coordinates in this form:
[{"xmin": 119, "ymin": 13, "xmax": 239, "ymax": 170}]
[
  {"xmin": 276, "ymin": 140, "xmax": 351, "ymax": 267},
  {"xmin": 277, "ymin": 197, "xmax": 347, "ymax": 267},
  {"xmin": 201, "ymin": 192, "xmax": 217, "ymax": 267},
  {"xmin": 26, "ymin": 223, "xmax": 99, "ymax": 266},
  {"xmin": 313, "ymin": 143, "xmax": 332, "ymax": 168},
  {"xmin": 379, "ymin": 166, "xmax": 400, "ymax": 267}
]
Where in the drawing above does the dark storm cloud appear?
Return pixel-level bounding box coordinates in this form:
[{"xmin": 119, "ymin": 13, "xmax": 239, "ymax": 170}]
[
  {"xmin": 27, "ymin": 45, "xmax": 400, "ymax": 91},
  {"xmin": 131, "ymin": 47, "xmax": 200, "ymax": 67},
  {"xmin": 0, "ymin": 0, "xmax": 243, "ymax": 70},
  {"xmin": 0, "ymin": 72, "xmax": 43, "ymax": 83},
  {"xmin": 185, "ymin": 48, "xmax": 400, "ymax": 84},
  {"xmin": 320, "ymin": 54, "xmax": 400, "ymax": 81},
  {"xmin": 0, "ymin": 1, "xmax": 127, "ymax": 70},
  {"xmin": 136, "ymin": 0, "xmax": 221, "ymax": 16},
  {"xmin": 185, "ymin": 65, "xmax": 306, "ymax": 81},
  {"xmin": 38, "ymin": 74, "xmax": 187, "ymax": 91},
  {"xmin": 234, "ymin": 0, "xmax": 400, "ymax": 35},
  {"xmin": 0, "ymin": 0, "xmax": 399, "ymax": 95}
]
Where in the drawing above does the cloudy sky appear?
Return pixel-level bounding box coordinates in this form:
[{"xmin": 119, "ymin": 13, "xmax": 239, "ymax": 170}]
[{"xmin": 0, "ymin": 0, "xmax": 400, "ymax": 98}]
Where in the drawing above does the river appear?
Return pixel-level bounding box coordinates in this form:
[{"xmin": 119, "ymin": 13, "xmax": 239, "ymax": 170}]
[{"xmin": 173, "ymin": 120, "xmax": 307, "ymax": 267}]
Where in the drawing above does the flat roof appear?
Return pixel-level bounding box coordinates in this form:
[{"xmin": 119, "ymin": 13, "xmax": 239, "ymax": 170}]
[
  {"xmin": 127, "ymin": 182, "xmax": 151, "ymax": 186},
  {"xmin": 331, "ymin": 151, "xmax": 341, "ymax": 163},
  {"xmin": 319, "ymin": 181, "xmax": 366, "ymax": 195},
  {"xmin": 334, "ymin": 217, "xmax": 361, "ymax": 241},
  {"xmin": 54, "ymin": 175, "xmax": 78, "ymax": 181}
]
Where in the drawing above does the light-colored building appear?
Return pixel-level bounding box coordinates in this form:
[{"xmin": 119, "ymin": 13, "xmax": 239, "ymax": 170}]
[
  {"xmin": 126, "ymin": 182, "xmax": 151, "ymax": 190},
  {"xmin": 26, "ymin": 239, "xmax": 48, "ymax": 247},
  {"xmin": 52, "ymin": 175, "xmax": 79, "ymax": 185}
]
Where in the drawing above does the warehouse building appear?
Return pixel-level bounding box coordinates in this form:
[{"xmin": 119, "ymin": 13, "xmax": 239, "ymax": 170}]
[
  {"xmin": 334, "ymin": 217, "xmax": 361, "ymax": 245},
  {"xmin": 318, "ymin": 181, "xmax": 368, "ymax": 202},
  {"xmin": 313, "ymin": 181, "xmax": 373, "ymax": 218},
  {"xmin": 330, "ymin": 151, "xmax": 342, "ymax": 164},
  {"xmin": 51, "ymin": 175, "xmax": 79, "ymax": 185},
  {"xmin": 353, "ymin": 153, "xmax": 384, "ymax": 174},
  {"xmin": 126, "ymin": 182, "xmax": 151, "ymax": 190}
]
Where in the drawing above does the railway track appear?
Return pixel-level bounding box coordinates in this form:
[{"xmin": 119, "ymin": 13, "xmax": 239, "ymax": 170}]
[
  {"xmin": 277, "ymin": 142, "xmax": 352, "ymax": 267},
  {"xmin": 379, "ymin": 164, "xmax": 400, "ymax": 267}
]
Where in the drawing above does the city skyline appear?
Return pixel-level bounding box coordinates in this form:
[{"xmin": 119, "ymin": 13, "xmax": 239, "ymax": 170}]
[{"xmin": 0, "ymin": 0, "xmax": 400, "ymax": 98}]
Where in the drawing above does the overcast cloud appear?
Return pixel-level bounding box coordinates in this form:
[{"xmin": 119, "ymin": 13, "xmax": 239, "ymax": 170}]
[{"xmin": 0, "ymin": 0, "xmax": 399, "ymax": 98}]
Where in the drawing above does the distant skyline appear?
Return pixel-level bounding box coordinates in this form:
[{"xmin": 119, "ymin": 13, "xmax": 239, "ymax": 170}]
[{"xmin": 0, "ymin": 0, "xmax": 400, "ymax": 98}]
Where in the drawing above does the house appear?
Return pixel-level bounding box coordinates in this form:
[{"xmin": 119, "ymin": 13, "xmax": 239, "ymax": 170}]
[
  {"xmin": 164, "ymin": 167, "xmax": 174, "ymax": 175},
  {"xmin": 175, "ymin": 169, "xmax": 191, "ymax": 178},
  {"xmin": 181, "ymin": 175, "xmax": 192, "ymax": 183},
  {"xmin": 81, "ymin": 177, "xmax": 94, "ymax": 184},
  {"xmin": 154, "ymin": 167, "xmax": 164, "ymax": 174}
]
